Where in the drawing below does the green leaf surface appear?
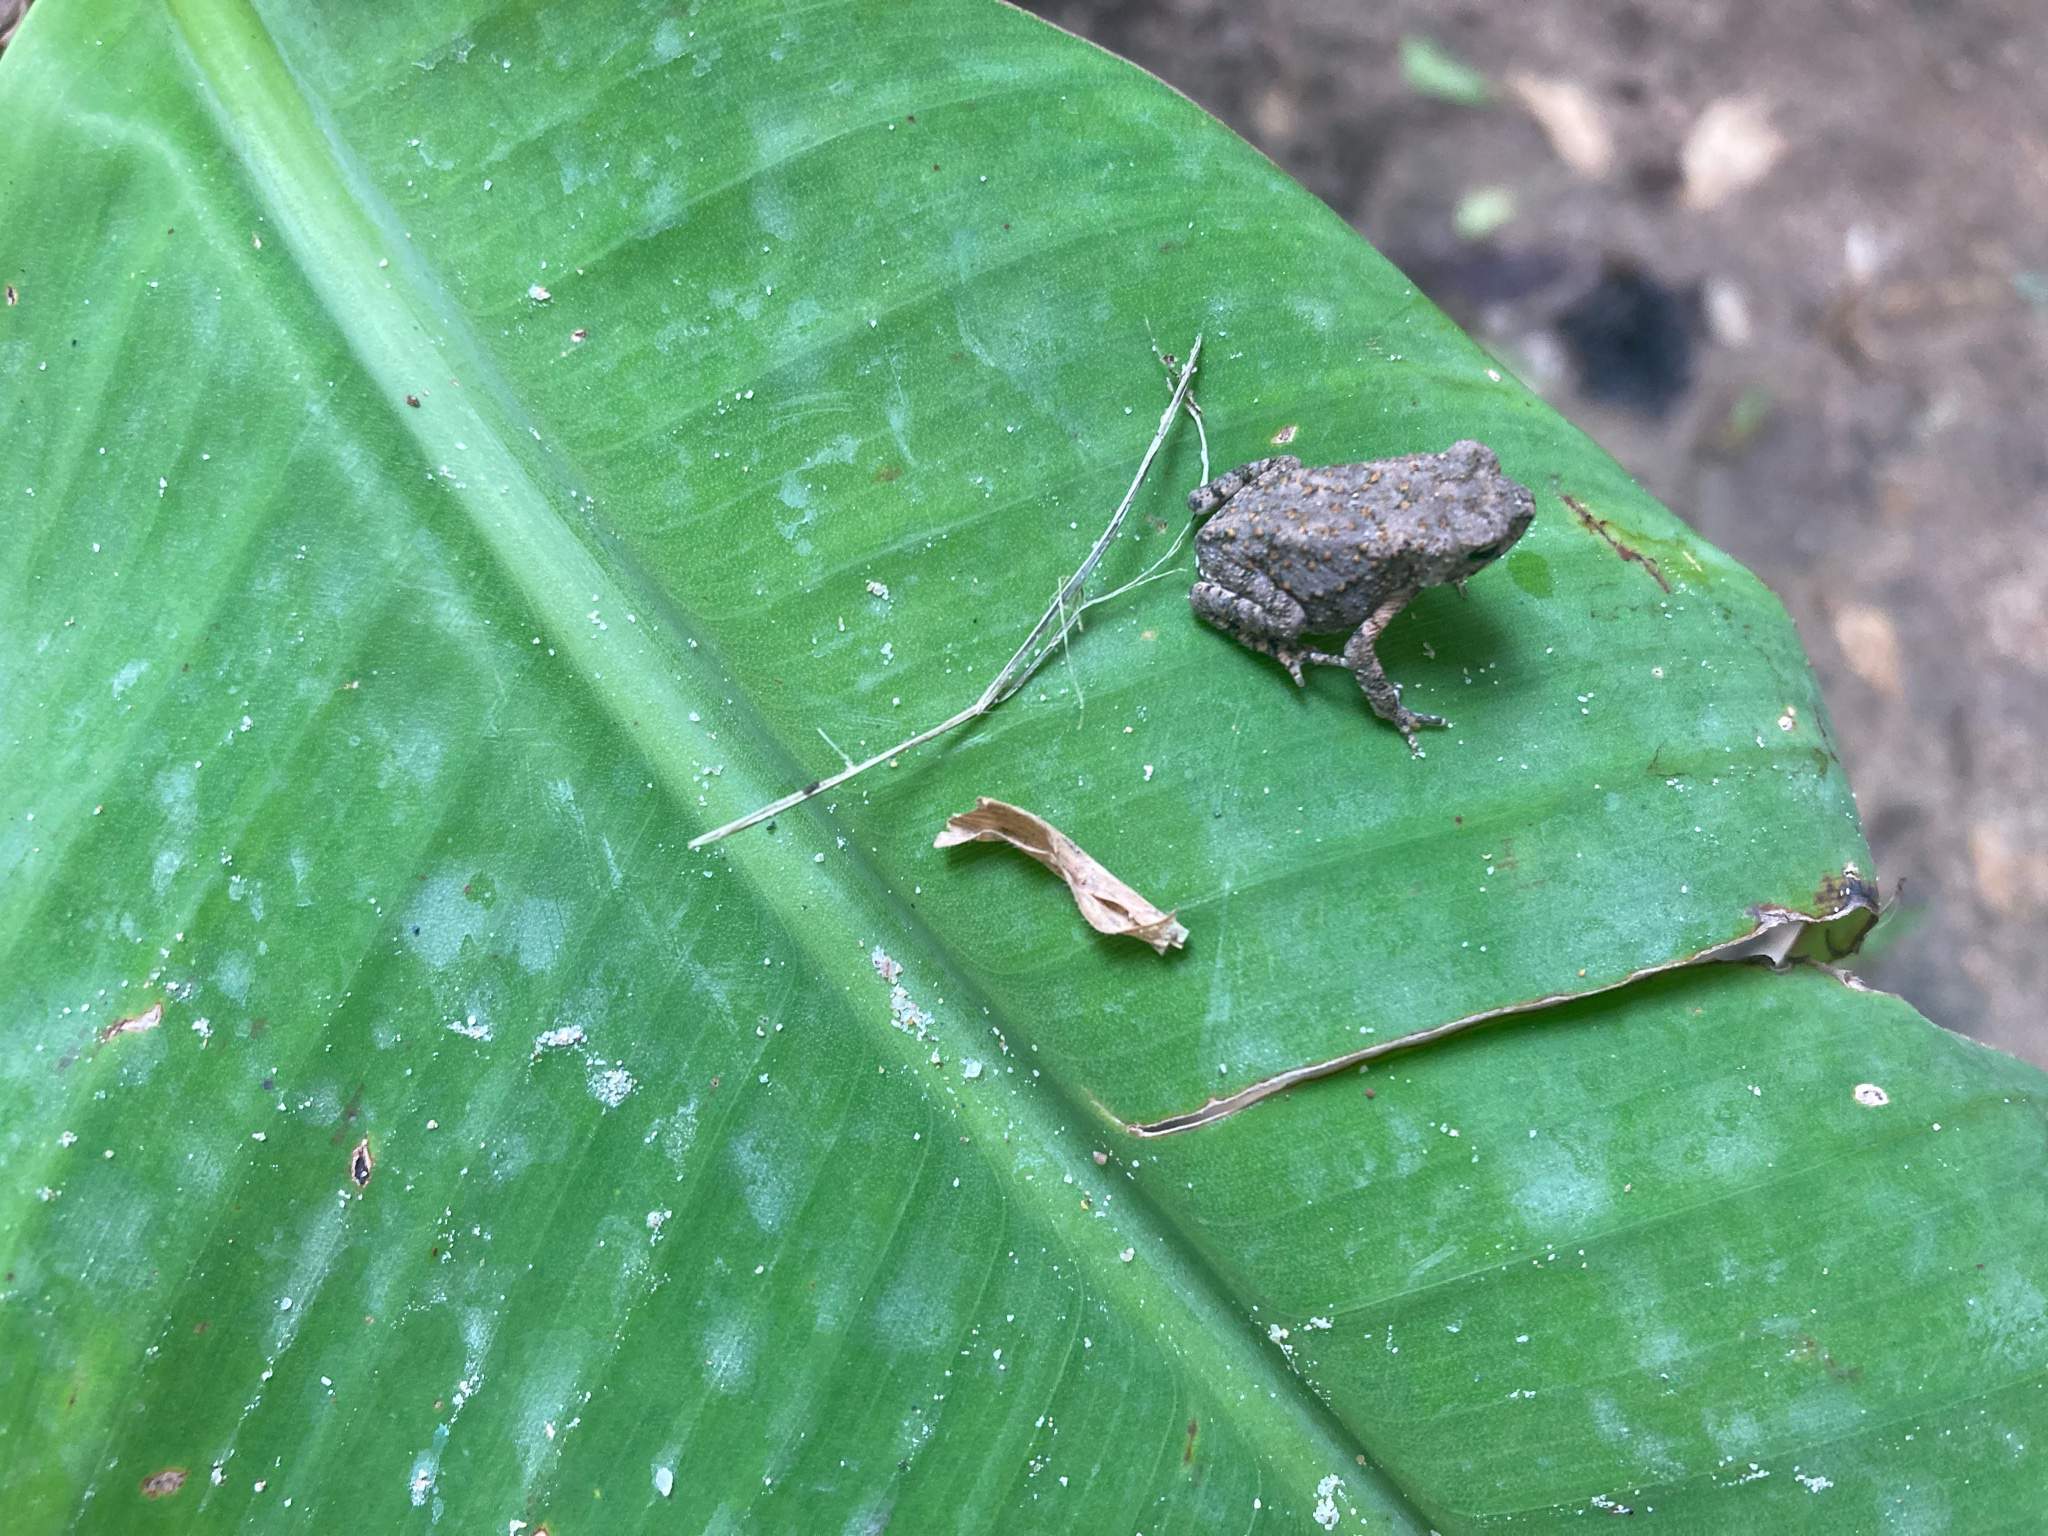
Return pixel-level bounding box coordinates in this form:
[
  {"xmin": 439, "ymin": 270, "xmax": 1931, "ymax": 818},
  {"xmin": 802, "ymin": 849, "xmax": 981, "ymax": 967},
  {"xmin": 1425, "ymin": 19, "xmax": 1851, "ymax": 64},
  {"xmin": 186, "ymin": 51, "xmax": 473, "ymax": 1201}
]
[{"xmin": 3, "ymin": 1, "xmax": 2043, "ymax": 1530}]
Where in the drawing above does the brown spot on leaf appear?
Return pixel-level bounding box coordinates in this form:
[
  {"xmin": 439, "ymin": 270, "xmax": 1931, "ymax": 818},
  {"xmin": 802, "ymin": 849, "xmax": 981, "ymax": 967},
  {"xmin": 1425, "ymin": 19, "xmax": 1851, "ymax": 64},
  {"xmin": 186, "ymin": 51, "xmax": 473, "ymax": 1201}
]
[
  {"xmin": 1564, "ymin": 495, "xmax": 1671, "ymax": 592},
  {"xmin": 350, "ymin": 1137, "xmax": 375, "ymax": 1189},
  {"xmin": 405, "ymin": 394, "xmax": 421, "ymax": 408},
  {"xmin": 1791, "ymin": 1333, "xmax": 1863, "ymax": 1383},
  {"xmin": 1183, "ymin": 1417, "xmax": 1198, "ymax": 1464},
  {"xmin": 4, "ymin": 284, "xmax": 16, "ymax": 306},
  {"xmin": 139, "ymin": 1468, "xmax": 187, "ymax": 1499},
  {"xmin": 872, "ymin": 463, "xmax": 902, "ymax": 483},
  {"xmin": 1645, "ymin": 744, "xmax": 1690, "ymax": 780},
  {"xmin": 100, "ymin": 1002, "xmax": 163, "ymax": 1042}
]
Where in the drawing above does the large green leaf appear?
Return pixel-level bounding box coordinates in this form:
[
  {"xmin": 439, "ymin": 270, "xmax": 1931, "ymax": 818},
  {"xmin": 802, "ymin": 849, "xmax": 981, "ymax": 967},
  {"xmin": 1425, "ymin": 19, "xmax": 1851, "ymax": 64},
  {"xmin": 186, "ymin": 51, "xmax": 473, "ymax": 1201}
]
[{"xmin": 3, "ymin": 0, "xmax": 2043, "ymax": 1530}]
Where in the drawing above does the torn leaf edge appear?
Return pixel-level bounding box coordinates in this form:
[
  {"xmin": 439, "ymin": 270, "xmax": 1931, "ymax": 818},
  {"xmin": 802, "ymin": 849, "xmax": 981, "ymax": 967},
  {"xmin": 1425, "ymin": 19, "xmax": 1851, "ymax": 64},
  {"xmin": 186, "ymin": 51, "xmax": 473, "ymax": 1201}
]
[{"xmin": 1127, "ymin": 871, "xmax": 1880, "ymax": 1137}]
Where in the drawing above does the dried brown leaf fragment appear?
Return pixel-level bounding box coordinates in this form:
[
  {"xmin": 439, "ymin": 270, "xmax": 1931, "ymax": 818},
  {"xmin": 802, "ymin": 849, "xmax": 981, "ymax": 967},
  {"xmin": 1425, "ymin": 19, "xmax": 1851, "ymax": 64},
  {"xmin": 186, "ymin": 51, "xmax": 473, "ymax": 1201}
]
[{"xmin": 935, "ymin": 797, "xmax": 1188, "ymax": 954}]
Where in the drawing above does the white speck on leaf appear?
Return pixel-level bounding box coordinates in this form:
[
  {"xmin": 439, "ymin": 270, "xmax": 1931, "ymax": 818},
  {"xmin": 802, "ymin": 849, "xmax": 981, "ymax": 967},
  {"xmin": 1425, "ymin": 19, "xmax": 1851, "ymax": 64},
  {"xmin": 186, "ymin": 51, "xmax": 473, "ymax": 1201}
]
[
  {"xmin": 1312, "ymin": 1474, "xmax": 1344, "ymax": 1530},
  {"xmin": 587, "ymin": 1064, "xmax": 636, "ymax": 1108}
]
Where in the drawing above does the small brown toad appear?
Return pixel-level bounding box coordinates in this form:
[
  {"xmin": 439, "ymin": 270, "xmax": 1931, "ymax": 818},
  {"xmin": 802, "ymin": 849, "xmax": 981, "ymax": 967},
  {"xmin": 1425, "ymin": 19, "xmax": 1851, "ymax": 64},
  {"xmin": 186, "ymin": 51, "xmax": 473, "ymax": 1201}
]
[{"xmin": 1188, "ymin": 440, "xmax": 1535, "ymax": 751}]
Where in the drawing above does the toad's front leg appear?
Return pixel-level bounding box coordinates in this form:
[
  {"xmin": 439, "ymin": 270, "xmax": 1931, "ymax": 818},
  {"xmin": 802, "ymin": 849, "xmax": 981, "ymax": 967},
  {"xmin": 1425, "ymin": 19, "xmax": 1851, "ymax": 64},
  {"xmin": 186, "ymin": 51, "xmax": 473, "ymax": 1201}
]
[
  {"xmin": 1187, "ymin": 455, "xmax": 1302, "ymax": 518},
  {"xmin": 1190, "ymin": 554, "xmax": 1312, "ymax": 684},
  {"xmin": 1331, "ymin": 588, "xmax": 1447, "ymax": 753}
]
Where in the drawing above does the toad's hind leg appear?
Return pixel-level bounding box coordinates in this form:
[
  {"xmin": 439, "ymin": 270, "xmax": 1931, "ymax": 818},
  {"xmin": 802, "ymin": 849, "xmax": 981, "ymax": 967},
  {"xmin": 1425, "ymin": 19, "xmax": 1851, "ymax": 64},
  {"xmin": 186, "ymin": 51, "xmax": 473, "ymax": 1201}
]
[
  {"xmin": 1190, "ymin": 560, "xmax": 1311, "ymax": 684},
  {"xmin": 1338, "ymin": 589, "xmax": 1447, "ymax": 754},
  {"xmin": 1187, "ymin": 455, "xmax": 1301, "ymax": 518}
]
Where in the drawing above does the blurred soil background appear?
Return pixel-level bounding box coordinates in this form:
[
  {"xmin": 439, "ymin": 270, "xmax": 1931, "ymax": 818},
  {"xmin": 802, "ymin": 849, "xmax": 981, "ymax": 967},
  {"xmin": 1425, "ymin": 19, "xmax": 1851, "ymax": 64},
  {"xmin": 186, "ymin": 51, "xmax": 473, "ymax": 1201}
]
[{"xmin": 1026, "ymin": 0, "xmax": 2048, "ymax": 1065}]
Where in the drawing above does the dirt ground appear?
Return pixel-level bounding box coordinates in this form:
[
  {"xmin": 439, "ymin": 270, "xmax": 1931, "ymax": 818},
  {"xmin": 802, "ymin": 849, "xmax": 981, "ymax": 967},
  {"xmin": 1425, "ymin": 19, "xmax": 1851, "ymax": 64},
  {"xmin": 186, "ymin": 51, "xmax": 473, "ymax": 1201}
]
[{"xmin": 1027, "ymin": 0, "xmax": 2048, "ymax": 1066}]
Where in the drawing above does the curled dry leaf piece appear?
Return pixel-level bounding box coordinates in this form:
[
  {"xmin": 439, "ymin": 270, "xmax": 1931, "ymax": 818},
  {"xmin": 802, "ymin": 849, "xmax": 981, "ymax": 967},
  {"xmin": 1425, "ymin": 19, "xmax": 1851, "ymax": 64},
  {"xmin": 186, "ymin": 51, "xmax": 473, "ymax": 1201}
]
[{"xmin": 935, "ymin": 798, "xmax": 1188, "ymax": 954}]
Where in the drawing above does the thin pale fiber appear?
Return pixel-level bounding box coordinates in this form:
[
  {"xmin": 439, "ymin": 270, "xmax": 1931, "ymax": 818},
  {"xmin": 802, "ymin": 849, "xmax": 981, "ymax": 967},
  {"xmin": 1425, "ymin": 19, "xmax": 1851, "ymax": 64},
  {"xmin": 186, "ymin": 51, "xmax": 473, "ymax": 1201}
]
[{"xmin": 687, "ymin": 336, "xmax": 1203, "ymax": 849}]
